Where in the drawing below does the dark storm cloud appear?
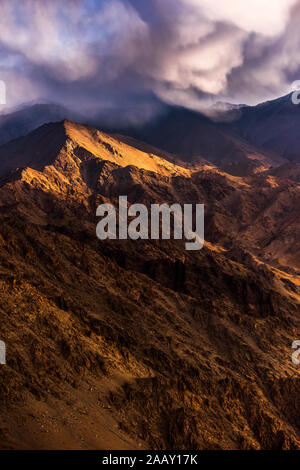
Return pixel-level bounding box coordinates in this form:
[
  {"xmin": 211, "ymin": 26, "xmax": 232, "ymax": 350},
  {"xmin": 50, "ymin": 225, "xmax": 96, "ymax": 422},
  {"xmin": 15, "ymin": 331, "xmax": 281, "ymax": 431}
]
[{"xmin": 0, "ymin": 0, "xmax": 300, "ymax": 122}]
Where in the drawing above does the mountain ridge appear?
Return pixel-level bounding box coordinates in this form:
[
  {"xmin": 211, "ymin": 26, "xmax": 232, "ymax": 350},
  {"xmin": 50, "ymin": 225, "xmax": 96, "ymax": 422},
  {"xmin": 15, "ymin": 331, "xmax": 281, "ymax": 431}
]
[
  {"xmin": 0, "ymin": 119, "xmax": 299, "ymax": 271},
  {"xmin": 0, "ymin": 94, "xmax": 296, "ymax": 176}
]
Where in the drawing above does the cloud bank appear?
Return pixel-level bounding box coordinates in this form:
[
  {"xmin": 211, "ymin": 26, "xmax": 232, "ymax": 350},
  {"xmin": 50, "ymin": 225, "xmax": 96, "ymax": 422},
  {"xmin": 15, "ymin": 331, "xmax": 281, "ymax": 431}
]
[{"xmin": 0, "ymin": 0, "xmax": 300, "ymax": 122}]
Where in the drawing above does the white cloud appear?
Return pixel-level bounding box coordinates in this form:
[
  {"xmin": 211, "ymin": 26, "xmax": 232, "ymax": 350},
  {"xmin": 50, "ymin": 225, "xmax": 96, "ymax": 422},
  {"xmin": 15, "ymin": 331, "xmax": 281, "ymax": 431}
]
[
  {"xmin": 186, "ymin": 0, "xmax": 297, "ymax": 36},
  {"xmin": 0, "ymin": 0, "xmax": 148, "ymax": 82},
  {"xmin": 142, "ymin": 0, "xmax": 300, "ymax": 106},
  {"xmin": 0, "ymin": 0, "xmax": 300, "ymax": 112}
]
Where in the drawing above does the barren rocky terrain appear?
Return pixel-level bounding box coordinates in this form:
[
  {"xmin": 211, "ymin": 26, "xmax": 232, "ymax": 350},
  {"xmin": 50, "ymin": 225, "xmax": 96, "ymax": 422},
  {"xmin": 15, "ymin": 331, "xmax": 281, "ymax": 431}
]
[{"xmin": 0, "ymin": 120, "xmax": 299, "ymax": 449}]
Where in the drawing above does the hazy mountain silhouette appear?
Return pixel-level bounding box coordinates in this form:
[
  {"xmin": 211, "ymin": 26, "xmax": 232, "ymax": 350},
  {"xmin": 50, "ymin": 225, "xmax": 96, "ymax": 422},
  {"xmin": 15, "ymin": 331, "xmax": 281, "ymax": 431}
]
[
  {"xmin": 222, "ymin": 93, "xmax": 300, "ymax": 163},
  {"xmin": 126, "ymin": 105, "xmax": 286, "ymax": 176},
  {"xmin": 0, "ymin": 103, "xmax": 81, "ymax": 146}
]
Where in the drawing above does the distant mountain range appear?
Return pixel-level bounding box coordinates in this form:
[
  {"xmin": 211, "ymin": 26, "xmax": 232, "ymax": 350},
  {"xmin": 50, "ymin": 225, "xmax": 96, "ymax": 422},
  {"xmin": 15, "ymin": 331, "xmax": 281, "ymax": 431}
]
[
  {"xmin": 221, "ymin": 93, "xmax": 300, "ymax": 163},
  {"xmin": 0, "ymin": 93, "xmax": 299, "ymax": 177},
  {"xmin": 127, "ymin": 93, "xmax": 300, "ymax": 167},
  {"xmin": 125, "ymin": 105, "xmax": 286, "ymax": 176},
  {"xmin": 0, "ymin": 103, "xmax": 81, "ymax": 147}
]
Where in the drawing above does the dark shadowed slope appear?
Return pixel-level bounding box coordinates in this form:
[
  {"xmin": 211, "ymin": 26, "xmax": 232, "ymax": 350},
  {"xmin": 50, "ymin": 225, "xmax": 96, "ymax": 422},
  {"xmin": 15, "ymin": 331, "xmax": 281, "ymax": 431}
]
[
  {"xmin": 122, "ymin": 106, "xmax": 286, "ymax": 176},
  {"xmin": 222, "ymin": 93, "xmax": 300, "ymax": 163},
  {"xmin": 267, "ymin": 162, "xmax": 300, "ymax": 182}
]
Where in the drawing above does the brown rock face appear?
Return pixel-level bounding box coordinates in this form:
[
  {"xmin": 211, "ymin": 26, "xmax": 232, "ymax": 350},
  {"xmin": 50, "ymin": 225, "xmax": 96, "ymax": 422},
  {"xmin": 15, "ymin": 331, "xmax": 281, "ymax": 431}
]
[{"xmin": 0, "ymin": 120, "xmax": 299, "ymax": 450}]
